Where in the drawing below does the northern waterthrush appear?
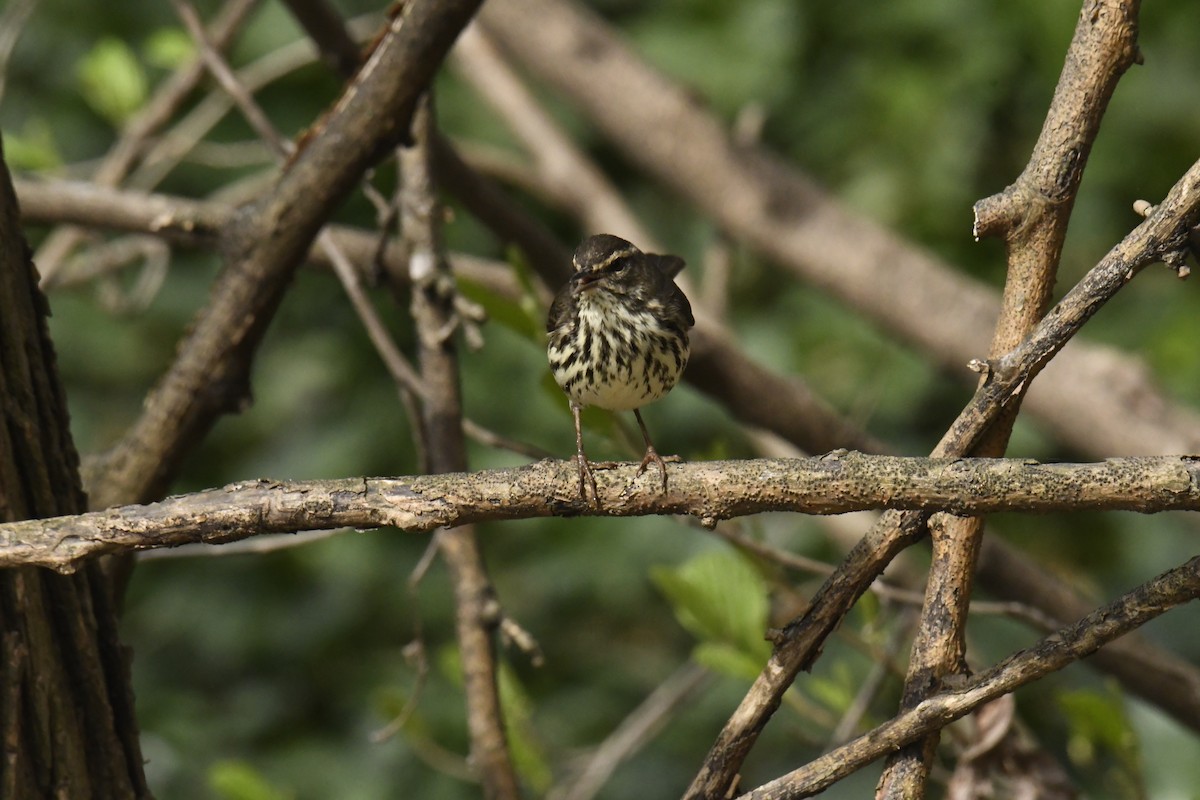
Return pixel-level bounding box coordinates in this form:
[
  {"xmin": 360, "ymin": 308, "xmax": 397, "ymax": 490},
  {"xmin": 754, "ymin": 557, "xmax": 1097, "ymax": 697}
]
[{"xmin": 547, "ymin": 234, "xmax": 695, "ymax": 502}]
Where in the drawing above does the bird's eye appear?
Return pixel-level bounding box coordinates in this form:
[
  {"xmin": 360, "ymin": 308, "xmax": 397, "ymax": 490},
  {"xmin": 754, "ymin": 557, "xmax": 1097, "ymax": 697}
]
[{"xmin": 609, "ymin": 258, "xmax": 628, "ymax": 272}]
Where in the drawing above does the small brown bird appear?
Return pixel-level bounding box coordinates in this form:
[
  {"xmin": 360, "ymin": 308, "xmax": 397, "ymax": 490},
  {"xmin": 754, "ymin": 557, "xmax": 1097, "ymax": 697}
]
[{"xmin": 547, "ymin": 234, "xmax": 694, "ymax": 502}]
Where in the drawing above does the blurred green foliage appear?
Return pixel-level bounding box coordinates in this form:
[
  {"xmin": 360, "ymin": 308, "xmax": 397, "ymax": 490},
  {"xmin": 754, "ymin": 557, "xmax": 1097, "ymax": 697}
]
[
  {"xmin": 210, "ymin": 760, "xmax": 294, "ymax": 800},
  {"xmin": 6, "ymin": 0, "xmax": 1200, "ymax": 798},
  {"xmin": 652, "ymin": 550, "xmax": 772, "ymax": 680},
  {"xmin": 76, "ymin": 37, "xmax": 149, "ymax": 124}
]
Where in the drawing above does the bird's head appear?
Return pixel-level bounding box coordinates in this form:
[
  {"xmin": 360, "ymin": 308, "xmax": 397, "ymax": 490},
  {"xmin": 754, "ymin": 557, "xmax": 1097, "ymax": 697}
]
[{"xmin": 569, "ymin": 234, "xmax": 643, "ymax": 296}]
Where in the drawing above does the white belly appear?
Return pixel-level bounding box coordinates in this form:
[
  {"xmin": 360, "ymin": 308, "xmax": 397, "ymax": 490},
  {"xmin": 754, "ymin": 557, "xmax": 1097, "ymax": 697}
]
[{"xmin": 548, "ymin": 293, "xmax": 688, "ymax": 412}]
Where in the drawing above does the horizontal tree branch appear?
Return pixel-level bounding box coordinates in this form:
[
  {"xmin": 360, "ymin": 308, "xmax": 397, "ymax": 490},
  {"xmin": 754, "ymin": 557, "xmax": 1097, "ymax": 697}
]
[{"xmin": 3, "ymin": 453, "xmax": 1199, "ymax": 572}]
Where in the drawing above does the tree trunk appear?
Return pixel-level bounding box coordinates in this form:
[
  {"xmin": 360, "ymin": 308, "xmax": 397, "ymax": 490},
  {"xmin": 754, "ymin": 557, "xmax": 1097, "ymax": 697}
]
[{"xmin": 0, "ymin": 137, "xmax": 149, "ymax": 796}]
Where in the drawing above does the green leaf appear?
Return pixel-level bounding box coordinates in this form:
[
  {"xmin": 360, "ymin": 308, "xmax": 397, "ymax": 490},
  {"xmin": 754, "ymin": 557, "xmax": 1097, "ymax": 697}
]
[
  {"xmin": 651, "ymin": 548, "xmax": 772, "ymax": 673},
  {"xmin": 693, "ymin": 641, "xmax": 768, "ymax": 682},
  {"xmin": 1059, "ymin": 687, "xmax": 1139, "ymax": 762},
  {"xmin": 458, "ymin": 274, "xmax": 540, "ymax": 342},
  {"xmin": 498, "ymin": 662, "xmax": 553, "ymax": 792},
  {"xmin": 144, "ymin": 28, "xmax": 196, "ymax": 70},
  {"xmin": 76, "ymin": 38, "xmax": 148, "ymax": 125},
  {"xmin": 208, "ymin": 760, "xmax": 291, "ymax": 800}
]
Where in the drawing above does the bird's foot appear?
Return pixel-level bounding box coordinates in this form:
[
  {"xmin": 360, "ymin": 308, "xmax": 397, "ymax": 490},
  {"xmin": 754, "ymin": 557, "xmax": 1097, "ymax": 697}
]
[{"xmin": 636, "ymin": 446, "xmax": 680, "ymax": 493}]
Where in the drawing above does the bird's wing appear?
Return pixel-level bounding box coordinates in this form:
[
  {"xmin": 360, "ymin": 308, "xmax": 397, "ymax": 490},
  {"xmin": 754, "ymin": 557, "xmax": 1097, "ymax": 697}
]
[{"xmin": 546, "ymin": 284, "xmax": 574, "ymax": 333}]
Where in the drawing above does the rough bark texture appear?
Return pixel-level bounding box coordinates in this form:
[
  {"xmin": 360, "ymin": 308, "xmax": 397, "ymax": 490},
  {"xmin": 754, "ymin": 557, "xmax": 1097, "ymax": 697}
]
[
  {"xmin": 5, "ymin": 454, "xmax": 1200, "ymax": 573},
  {"xmin": 0, "ymin": 140, "xmax": 149, "ymax": 796},
  {"xmin": 741, "ymin": 555, "xmax": 1200, "ymax": 800},
  {"xmin": 878, "ymin": 3, "xmax": 1144, "ymax": 794},
  {"xmin": 405, "ymin": 99, "xmax": 522, "ymax": 799}
]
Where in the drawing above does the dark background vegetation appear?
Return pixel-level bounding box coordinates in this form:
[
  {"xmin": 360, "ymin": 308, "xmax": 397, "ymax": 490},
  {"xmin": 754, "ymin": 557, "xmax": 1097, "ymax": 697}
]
[{"xmin": 4, "ymin": 1, "xmax": 1200, "ymax": 797}]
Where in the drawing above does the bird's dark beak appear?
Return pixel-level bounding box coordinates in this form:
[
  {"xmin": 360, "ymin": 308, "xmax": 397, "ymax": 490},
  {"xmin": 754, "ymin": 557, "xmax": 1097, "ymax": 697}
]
[{"xmin": 572, "ymin": 271, "xmax": 601, "ymax": 292}]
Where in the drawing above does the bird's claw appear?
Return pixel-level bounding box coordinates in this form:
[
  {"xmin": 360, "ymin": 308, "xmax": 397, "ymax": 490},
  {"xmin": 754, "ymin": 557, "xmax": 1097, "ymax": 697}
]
[{"xmin": 636, "ymin": 446, "xmax": 679, "ymax": 493}]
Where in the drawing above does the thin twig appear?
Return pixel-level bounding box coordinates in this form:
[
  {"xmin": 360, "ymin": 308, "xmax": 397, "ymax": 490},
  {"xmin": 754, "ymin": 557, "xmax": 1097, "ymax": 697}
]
[
  {"xmin": 81, "ymin": 0, "xmax": 482, "ymax": 511},
  {"xmin": 36, "ymin": 0, "xmax": 258, "ymax": 286},
  {"xmin": 173, "ymin": 1, "xmax": 294, "ymax": 157},
  {"xmin": 552, "ymin": 662, "xmax": 711, "ymax": 800},
  {"xmin": 174, "ymin": 0, "xmax": 430, "ymax": 416}
]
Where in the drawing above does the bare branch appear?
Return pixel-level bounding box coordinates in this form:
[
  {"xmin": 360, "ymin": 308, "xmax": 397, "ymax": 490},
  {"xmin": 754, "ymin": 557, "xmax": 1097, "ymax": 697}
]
[
  {"xmin": 740, "ymin": 553, "xmax": 1200, "ymax": 799},
  {"xmin": 881, "ymin": 2, "xmax": 1143, "ymax": 793},
  {"xmin": 979, "ymin": 532, "xmax": 1200, "ymax": 738},
  {"xmin": 403, "ymin": 96, "xmax": 523, "ymax": 798},
  {"xmin": 4, "ymin": 454, "xmax": 1200, "ymax": 573},
  {"xmin": 17, "ymin": 167, "xmax": 1200, "ymax": 741},
  {"xmin": 14, "ymin": 178, "xmax": 514, "ymax": 296},
  {"xmin": 83, "ymin": 0, "xmax": 482, "ymax": 509},
  {"xmin": 476, "ymin": 0, "xmax": 1200, "ymax": 460},
  {"xmin": 172, "ymin": 0, "xmax": 293, "ymax": 158},
  {"xmin": 686, "ymin": 153, "xmax": 1200, "ymax": 799}
]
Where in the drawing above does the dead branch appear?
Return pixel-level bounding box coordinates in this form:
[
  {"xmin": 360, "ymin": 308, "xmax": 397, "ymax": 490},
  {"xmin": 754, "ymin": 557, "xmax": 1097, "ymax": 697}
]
[
  {"xmin": 683, "ymin": 151, "xmax": 1200, "ymax": 798},
  {"xmin": 403, "ymin": 96, "xmax": 523, "ymax": 799},
  {"xmin": 475, "ymin": 0, "xmax": 1200, "ymax": 460},
  {"xmin": 4, "ymin": 454, "xmax": 1200, "ymax": 573},
  {"xmin": 881, "ymin": 1, "xmax": 1143, "ymax": 794},
  {"xmin": 740, "ymin": 553, "xmax": 1200, "ymax": 799},
  {"xmin": 81, "ymin": 0, "xmax": 482, "ymax": 510}
]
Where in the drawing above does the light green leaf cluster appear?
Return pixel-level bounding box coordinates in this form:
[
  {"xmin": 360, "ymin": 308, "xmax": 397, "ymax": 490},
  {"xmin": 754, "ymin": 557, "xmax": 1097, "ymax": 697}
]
[{"xmin": 652, "ymin": 548, "xmax": 772, "ymax": 680}]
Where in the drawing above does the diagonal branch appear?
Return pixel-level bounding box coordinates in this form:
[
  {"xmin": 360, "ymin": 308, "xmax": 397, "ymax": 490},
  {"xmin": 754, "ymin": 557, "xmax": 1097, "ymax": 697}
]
[
  {"xmin": 686, "ymin": 155, "xmax": 1200, "ymax": 798},
  {"xmin": 740, "ymin": 553, "xmax": 1200, "ymax": 800},
  {"xmin": 451, "ymin": 23, "xmax": 651, "ymax": 245},
  {"xmin": 880, "ymin": 1, "xmax": 1143, "ymax": 794},
  {"xmin": 82, "ymin": 0, "xmax": 482, "ymax": 510},
  {"xmin": 476, "ymin": 0, "xmax": 1200, "ymax": 461}
]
